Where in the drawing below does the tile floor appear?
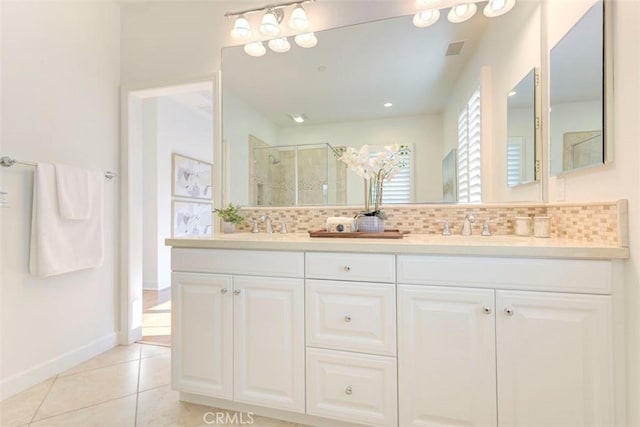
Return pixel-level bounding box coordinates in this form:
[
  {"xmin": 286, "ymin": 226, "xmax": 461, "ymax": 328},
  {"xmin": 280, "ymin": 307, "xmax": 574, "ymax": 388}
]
[{"xmin": 0, "ymin": 344, "xmax": 304, "ymax": 427}]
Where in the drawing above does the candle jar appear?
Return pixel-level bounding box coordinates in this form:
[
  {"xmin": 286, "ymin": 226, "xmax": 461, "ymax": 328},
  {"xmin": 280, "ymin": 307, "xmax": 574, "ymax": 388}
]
[
  {"xmin": 534, "ymin": 216, "xmax": 551, "ymax": 238},
  {"xmin": 514, "ymin": 217, "xmax": 532, "ymax": 236}
]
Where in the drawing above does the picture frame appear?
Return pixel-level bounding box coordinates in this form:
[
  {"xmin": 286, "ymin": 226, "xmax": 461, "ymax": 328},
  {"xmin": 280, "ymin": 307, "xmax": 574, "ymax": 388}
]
[
  {"xmin": 172, "ymin": 201, "xmax": 213, "ymax": 237},
  {"xmin": 442, "ymin": 149, "xmax": 458, "ymax": 202},
  {"xmin": 171, "ymin": 153, "xmax": 213, "ymax": 199}
]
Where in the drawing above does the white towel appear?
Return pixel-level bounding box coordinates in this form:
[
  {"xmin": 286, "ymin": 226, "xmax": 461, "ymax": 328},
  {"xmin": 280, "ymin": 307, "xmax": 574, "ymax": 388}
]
[
  {"xmin": 55, "ymin": 163, "xmax": 90, "ymax": 220},
  {"xmin": 30, "ymin": 162, "xmax": 104, "ymax": 277}
]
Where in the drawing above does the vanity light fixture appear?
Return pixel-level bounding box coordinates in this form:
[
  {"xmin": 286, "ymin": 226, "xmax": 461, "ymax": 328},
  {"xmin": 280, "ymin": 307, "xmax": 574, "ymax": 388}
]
[
  {"xmin": 412, "ymin": 0, "xmax": 517, "ymax": 28},
  {"xmin": 289, "ymin": 4, "xmax": 310, "ymax": 31},
  {"xmin": 447, "ymin": 3, "xmax": 478, "ymax": 23},
  {"xmin": 413, "ymin": 9, "xmax": 440, "ymax": 28},
  {"xmin": 260, "ymin": 8, "xmax": 283, "ymax": 36},
  {"xmin": 268, "ymin": 37, "xmax": 292, "ymax": 53},
  {"xmin": 230, "ymin": 15, "xmax": 252, "ymax": 40},
  {"xmin": 225, "ymin": 0, "xmax": 316, "ymax": 57},
  {"xmin": 244, "ymin": 41, "xmax": 267, "ymax": 57},
  {"xmin": 294, "ymin": 32, "xmax": 318, "ymax": 48},
  {"xmin": 483, "ymin": 0, "xmax": 516, "ymax": 17}
]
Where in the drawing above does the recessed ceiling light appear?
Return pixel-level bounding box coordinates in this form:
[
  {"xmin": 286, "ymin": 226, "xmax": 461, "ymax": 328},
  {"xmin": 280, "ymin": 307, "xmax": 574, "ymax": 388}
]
[
  {"xmin": 508, "ymin": 91, "xmax": 517, "ymax": 97},
  {"xmin": 289, "ymin": 113, "xmax": 306, "ymax": 123},
  {"xmin": 384, "ymin": 102, "xmax": 393, "ymax": 108}
]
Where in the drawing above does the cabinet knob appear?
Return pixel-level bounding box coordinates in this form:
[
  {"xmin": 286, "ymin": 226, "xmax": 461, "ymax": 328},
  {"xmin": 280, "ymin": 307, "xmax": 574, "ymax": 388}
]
[
  {"xmin": 234, "ymin": 289, "xmax": 241, "ymax": 295},
  {"xmin": 344, "ymin": 265, "xmax": 351, "ymax": 272},
  {"xmin": 482, "ymin": 306, "xmax": 492, "ymax": 315},
  {"xmin": 344, "ymin": 315, "xmax": 352, "ymax": 322},
  {"xmin": 221, "ymin": 288, "xmax": 228, "ymax": 294},
  {"xmin": 505, "ymin": 307, "xmax": 514, "ymax": 316},
  {"xmin": 345, "ymin": 386, "xmax": 353, "ymax": 395}
]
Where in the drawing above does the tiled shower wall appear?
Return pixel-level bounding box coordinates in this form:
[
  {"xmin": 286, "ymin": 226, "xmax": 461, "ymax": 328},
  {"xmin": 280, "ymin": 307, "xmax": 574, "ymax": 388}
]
[{"xmin": 236, "ymin": 200, "xmax": 627, "ymax": 246}]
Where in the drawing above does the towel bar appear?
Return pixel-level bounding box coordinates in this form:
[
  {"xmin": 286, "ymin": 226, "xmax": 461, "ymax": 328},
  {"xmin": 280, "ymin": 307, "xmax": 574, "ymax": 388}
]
[{"xmin": 0, "ymin": 156, "xmax": 117, "ymax": 180}]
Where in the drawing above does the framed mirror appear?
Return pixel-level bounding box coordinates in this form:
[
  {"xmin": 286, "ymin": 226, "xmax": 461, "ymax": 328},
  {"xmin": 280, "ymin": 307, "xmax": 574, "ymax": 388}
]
[
  {"xmin": 507, "ymin": 68, "xmax": 538, "ymax": 187},
  {"xmin": 222, "ymin": 0, "xmax": 541, "ymax": 207},
  {"xmin": 550, "ymin": 0, "xmax": 605, "ymax": 176}
]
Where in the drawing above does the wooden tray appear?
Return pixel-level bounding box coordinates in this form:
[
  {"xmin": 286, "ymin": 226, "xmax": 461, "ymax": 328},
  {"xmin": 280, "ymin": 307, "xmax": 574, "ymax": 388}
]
[{"xmin": 308, "ymin": 229, "xmax": 409, "ymax": 239}]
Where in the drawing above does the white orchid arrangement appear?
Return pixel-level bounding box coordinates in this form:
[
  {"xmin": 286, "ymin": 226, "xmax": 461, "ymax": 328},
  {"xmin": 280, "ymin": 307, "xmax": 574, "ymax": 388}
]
[{"xmin": 335, "ymin": 144, "xmax": 410, "ymax": 219}]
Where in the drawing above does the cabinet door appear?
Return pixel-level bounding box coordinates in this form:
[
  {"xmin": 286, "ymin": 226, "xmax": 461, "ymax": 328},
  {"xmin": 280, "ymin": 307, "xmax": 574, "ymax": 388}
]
[
  {"xmin": 398, "ymin": 285, "xmax": 497, "ymax": 427},
  {"xmin": 233, "ymin": 276, "xmax": 305, "ymax": 413},
  {"xmin": 172, "ymin": 273, "xmax": 233, "ymax": 399},
  {"xmin": 496, "ymin": 290, "xmax": 613, "ymax": 427}
]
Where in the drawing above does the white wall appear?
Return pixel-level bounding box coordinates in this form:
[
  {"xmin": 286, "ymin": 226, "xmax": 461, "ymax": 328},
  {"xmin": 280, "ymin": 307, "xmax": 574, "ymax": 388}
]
[
  {"xmin": 0, "ymin": 2, "xmax": 120, "ymax": 399},
  {"xmin": 545, "ymin": 1, "xmax": 640, "ymax": 424},
  {"xmin": 278, "ymin": 114, "xmax": 443, "ymax": 202},
  {"xmin": 142, "ymin": 96, "xmax": 213, "ymax": 290}
]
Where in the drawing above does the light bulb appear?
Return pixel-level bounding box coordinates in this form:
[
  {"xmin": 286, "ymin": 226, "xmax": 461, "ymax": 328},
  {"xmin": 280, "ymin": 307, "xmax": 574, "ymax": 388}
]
[
  {"xmin": 447, "ymin": 3, "xmax": 477, "ymax": 23},
  {"xmin": 294, "ymin": 32, "xmax": 318, "ymax": 48},
  {"xmin": 260, "ymin": 10, "xmax": 281, "ymax": 36},
  {"xmin": 230, "ymin": 15, "xmax": 251, "ymax": 40},
  {"xmin": 268, "ymin": 37, "xmax": 291, "ymax": 53},
  {"xmin": 483, "ymin": 0, "xmax": 516, "ymax": 17},
  {"xmin": 289, "ymin": 4, "xmax": 309, "ymax": 31},
  {"xmin": 413, "ymin": 9, "xmax": 440, "ymax": 28},
  {"xmin": 244, "ymin": 41, "xmax": 266, "ymax": 57}
]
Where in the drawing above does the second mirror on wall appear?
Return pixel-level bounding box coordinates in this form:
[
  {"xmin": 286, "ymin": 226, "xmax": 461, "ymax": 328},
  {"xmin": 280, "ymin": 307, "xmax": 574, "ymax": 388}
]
[
  {"xmin": 550, "ymin": 0, "xmax": 605, "ymax": 176},
  {"xmin": 507, "ymin": 68, "xmax": 538, "ymax": 188}
]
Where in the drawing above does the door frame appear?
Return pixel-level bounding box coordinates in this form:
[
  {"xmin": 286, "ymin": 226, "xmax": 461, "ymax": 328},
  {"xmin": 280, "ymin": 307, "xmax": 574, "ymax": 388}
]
[{"xmin": 118, "ymin": 74, "xmax": 222, "ymax": 344}]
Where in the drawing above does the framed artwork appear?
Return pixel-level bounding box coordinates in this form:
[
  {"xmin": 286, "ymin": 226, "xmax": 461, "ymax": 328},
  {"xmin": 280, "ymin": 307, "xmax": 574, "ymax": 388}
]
[
  {"xmin": 172, "ymin": 201, "xmax": 213, "ymax": 237},
  {"xmin": 172, "ymin": 153, "xmax": 213, "ymax": 199},
  {"xmin": 442, "ymin": 149, "xmax": 457, "ymax": 202}
]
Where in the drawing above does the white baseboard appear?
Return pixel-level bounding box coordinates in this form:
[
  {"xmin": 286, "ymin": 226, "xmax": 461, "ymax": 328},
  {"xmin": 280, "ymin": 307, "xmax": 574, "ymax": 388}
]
[{"xmin": 0, "ymin": 332, "xmax": 117, "ymax": 401}]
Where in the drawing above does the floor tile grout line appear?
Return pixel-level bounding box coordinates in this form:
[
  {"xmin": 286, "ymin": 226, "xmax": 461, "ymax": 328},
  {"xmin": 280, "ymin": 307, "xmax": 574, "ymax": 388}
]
[
  {"xmin": 28, "ymin": 374, "xmax": 58, "ymax": 425},
  {"xmin": 27, "ymin": 391, "xmax": 140, "ymax": 424},
  {"xmin": 134, "ymin": 344, "xmax": 143, "ymax": 427}
]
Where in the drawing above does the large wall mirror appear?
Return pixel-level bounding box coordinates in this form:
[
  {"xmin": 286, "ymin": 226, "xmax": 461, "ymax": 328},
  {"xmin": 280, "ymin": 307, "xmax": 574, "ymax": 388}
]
[
  {"xmin": 222, "ymin": 0, "xmax": 541, "ymax": 207},
  {"xmin": 507, "ymin": 68, "xmax": 538, "ymax": 187},
  {"xmin": 550, "ymin": 0, "xmax": 605, "ymax": 176}
]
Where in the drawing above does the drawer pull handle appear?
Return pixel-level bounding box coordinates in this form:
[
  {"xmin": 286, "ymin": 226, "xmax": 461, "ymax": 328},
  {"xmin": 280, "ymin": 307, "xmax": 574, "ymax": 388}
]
[
  {"xmin": 482, "ymin": 306, "xmax": 492, "ymax": 315},
  {"xmin": 344, "ymin": 265, "xmax": 351, "ymax": 272},
  {"xmin": 221, "ymin": 288, "xmax": 228, "ymax": 294},
  {"xmin": 345, "ymin": 386, "xmax": 353, "ymax": 395},
  {"xmin": 234, "ymin": 289, "xmax": 241, "ymax": 295},
  {"xmin": 344, "ymin": 315, "xmax": 352, "ymax": 322},
  {"xmin": 505, "ymin": 307, "xmax": 514, "ymax": 316}
]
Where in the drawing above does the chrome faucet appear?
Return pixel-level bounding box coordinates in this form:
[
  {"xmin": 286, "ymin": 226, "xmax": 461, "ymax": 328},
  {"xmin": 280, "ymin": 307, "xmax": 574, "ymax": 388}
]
[
  {"xmin": 461, "ymin": 214, "xmax": 476, "ymax": 236},
  {"xmin": 261, "ymin": 215, "xmax": 273, "ymax": 234}
]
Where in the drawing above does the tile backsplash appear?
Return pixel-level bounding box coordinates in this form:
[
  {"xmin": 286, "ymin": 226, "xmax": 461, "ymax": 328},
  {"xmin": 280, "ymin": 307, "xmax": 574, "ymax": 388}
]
[{"xmin": 236, "ymin": 200, "xmax": 627, "ymax": 246}]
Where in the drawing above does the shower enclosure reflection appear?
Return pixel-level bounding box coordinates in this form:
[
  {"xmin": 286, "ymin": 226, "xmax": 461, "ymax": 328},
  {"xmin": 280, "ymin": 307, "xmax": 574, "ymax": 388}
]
[{"xmin": 249, "ymin": 136, "xmax": 346, "ymax": 206}]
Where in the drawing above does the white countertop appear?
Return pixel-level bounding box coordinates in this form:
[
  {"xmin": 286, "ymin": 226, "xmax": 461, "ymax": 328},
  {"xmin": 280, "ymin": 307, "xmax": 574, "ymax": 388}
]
[{"xmin": 165, "ymin": 233, "xmax": 629, "ymax": 260}]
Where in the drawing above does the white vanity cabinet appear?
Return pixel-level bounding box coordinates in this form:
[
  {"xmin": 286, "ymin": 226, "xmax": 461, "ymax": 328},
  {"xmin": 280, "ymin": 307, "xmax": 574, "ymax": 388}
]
[
  {"xmin": 397, "ymin": 255, "xmax": 616, "ymax": 427},
  {"xmin": 171, "ymin": 249, "xmax": 305, "ymax": 413}
]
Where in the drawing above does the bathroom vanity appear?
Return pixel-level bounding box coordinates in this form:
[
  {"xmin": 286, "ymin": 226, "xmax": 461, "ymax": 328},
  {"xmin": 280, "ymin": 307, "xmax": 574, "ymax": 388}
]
[{"xmin": 166, "ymin": 234, "xmax": 628, "ymax": 427}]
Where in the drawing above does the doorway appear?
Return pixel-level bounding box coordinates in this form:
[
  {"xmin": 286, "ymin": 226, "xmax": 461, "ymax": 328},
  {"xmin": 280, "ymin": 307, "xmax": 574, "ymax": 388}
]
[{"xmin": 120, "ymin": 77, "xmax": 219, "ymax": 346}]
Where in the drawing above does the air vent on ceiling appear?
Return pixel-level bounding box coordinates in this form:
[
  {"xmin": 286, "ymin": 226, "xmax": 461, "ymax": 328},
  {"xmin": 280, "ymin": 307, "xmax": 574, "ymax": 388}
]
[{"xmin": 446, "ymin": 41, "xmax": 465, "ymax": 56}]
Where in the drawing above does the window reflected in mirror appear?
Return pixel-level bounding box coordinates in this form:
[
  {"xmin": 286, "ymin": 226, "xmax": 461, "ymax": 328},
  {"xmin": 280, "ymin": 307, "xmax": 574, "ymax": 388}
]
[
  {"xmin": 507, "ymin": 69, "xmax": 536, "ymax": 187},
  {"xmin": 550, "ymin": 0, "xmax": 604, "ymax": 176}
]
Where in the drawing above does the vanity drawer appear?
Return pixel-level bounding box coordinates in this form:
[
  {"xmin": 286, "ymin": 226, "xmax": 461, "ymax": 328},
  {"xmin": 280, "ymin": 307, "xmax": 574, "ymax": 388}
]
[
  {"xmin": 306, "ymin": 347, "xmax": 398, "ymax": 427},
  {"xmin": 171, "ymin": 248, "xmax": 304, "ymax": 278},
  {"xmin": 306, "ymin": 280, "xmax": 396, "ymax": 356},
  {"xmin": 397, "ymin": 255, "xmax": 613, "ymax": 294},
  {"xmin": 306, "ymin": 252, "xmax": 395, "ymax": 283}
]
